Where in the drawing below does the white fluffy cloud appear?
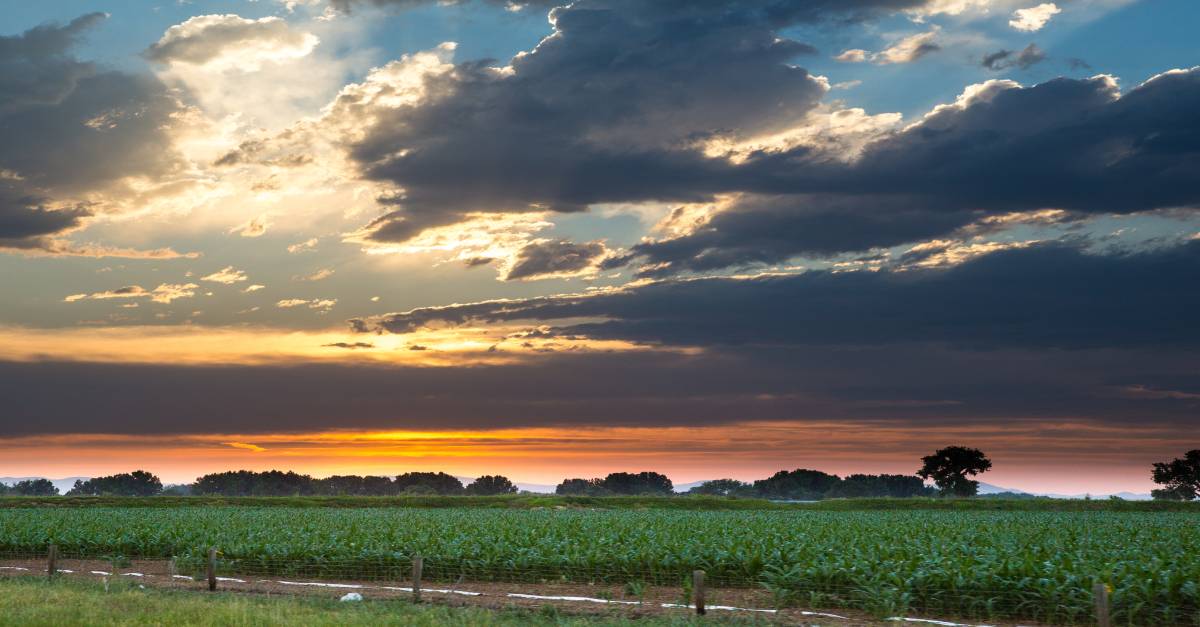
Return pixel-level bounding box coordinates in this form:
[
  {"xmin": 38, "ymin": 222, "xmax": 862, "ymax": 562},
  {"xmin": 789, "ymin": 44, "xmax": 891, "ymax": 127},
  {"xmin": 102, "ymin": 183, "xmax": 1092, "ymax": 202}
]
[
  {"xmin": 1009, "ymin": 3, "xmax": 1061, "ymax": 32},
  {"xmin": 146, "ymin": 14, "xmax": 319, "ymax": 71}
]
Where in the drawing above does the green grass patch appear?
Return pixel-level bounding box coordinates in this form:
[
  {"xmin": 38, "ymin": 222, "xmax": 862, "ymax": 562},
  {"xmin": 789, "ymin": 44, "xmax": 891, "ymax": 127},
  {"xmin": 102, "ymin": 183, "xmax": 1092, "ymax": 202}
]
[{"xmin": 0, "ymin": 576, "xmax": 723, "ymax": 626}]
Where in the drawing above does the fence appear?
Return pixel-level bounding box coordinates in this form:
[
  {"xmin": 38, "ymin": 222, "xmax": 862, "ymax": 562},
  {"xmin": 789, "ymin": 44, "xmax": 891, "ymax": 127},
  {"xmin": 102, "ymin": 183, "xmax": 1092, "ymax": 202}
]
[{"xmin": 2, "ymin": 546, "xmax": 1197, "ymax": 626}]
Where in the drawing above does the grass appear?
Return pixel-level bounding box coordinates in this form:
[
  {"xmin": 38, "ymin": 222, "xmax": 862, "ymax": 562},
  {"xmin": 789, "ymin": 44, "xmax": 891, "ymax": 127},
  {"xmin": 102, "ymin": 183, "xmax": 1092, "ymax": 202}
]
[
  {"xmin": 0, "ymin": 577, "xmax": 736, "ymax": 627},
  {"xmin": 1, "ymin": 494, "xmax": 1195, "ymax": 511}
]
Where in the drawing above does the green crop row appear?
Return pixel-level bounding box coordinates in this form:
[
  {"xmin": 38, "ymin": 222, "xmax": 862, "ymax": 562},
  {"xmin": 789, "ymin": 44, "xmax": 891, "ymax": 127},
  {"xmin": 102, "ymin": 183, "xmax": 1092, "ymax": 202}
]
[{"xmin": 0, "ymin": 507, "xmax": 1197, "ymax": 624}]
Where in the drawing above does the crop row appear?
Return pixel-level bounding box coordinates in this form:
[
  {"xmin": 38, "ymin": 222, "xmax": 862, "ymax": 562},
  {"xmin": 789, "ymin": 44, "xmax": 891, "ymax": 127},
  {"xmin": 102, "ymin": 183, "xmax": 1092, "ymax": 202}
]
[{"xmin": 0, "ymin": 507, "xmax": 1197, "ymax": 624}]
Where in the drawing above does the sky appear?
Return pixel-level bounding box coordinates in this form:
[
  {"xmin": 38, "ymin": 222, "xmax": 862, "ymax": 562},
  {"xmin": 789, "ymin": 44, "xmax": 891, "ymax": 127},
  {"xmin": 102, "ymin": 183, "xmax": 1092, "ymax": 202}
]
[{"xmin": 0, "ymin": 0, "xmax": 1197, "ymax": 494}]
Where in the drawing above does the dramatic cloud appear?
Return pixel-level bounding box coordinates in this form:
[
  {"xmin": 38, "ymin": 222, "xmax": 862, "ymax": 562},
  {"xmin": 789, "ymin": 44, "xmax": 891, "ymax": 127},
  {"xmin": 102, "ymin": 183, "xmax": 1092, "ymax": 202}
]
[
  {"xmin": 504, "ymin": 239, "xmax": 610, "ymax": 281},
  {"xmin": 331, "ymin": 0, "xmax": 934, "ymax": 21},
  {"xmin": 2, "ymin": 341, "xmax": 1196, "ymax": 436},
  {"xmin": 981, "ymin": 43, "xmax": 1046, "ymax": 71},
  {"xmin": 0, "ymin": 197, "xmax": 89, "ymax": 248},
  {"xmin": 620, "ymin": 69, "xmax": 1200, "ymax": 273},
  {"xmin": 322, "ymin": 0, "xmax": 1198, "ymax": 278},
  {"xmin": 1009, "ymin": 3, "xmax": 1061, "ymax": 32},
  {"xmin": 145, "ymin": 14, "xmax": 319, "ymax": 70},
  {"xmin": 0, "ymin": 13, "xmax": 185, "ymax": 253},
  {"xmin": 356, "ymin": 240, "xmax": 1200, "ymax": 351},
  {"xmin": 335, "ymin": 0, "xmax": 915, "ymax": 243}
]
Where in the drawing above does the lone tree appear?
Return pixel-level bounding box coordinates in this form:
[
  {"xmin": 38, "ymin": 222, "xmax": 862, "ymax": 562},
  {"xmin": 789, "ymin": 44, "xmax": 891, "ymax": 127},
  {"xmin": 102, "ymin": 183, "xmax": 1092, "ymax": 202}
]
[
  {"xmin": 918, "ymin": 446, "xmax": 992, "ymax": 497},
  {"xmin": 1151, "ymin": 450, "xmax": 1200, "ymax": 500},
  {"xmin": 465, "ymin": 475, "xmax": 518, "ymax": 495}
]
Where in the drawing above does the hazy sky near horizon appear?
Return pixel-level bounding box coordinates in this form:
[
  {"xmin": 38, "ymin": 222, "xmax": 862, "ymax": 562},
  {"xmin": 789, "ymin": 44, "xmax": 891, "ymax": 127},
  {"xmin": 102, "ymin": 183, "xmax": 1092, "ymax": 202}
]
[{"xmin": 1, "ymin": 0, "xmax": 1197, "ymax": 493}]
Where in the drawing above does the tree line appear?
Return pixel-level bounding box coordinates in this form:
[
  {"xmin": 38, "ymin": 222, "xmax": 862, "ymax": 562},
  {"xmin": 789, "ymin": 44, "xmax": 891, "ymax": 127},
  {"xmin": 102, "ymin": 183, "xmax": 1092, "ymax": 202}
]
[
  {"xmin": 4, "ymin": 447, "xmax": 1198, "ymax": 499},
  {"xmin": 556, "ymin": 470, "xmax": 935, "ymax": 499}
]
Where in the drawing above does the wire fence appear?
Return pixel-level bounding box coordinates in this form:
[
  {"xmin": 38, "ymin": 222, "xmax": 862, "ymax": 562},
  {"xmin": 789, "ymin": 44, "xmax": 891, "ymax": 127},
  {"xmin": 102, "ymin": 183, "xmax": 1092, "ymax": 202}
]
[{"xmin": 1, "ymin": 547, "xmax": 1197, "ymax": 626}]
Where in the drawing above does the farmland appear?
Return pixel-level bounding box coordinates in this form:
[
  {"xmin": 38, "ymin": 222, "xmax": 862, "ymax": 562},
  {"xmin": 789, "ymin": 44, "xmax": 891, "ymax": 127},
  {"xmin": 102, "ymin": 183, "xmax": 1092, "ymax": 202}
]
[{"xmin": 1, "ymin": 506, "xmax": 1198, "ymax": 624}]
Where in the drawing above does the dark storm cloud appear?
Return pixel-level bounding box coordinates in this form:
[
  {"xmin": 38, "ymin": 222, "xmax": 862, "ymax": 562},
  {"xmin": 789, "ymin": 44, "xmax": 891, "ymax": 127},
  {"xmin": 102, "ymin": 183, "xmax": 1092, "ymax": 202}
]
[
  {"xmin": 0, "ymin": 192, "xmax": 90, "ymax": 245},
  {"xmin": 630, "ymin": 195, "xmax": 980, "ymax": 274},
  {"xmin": 624, "ymin": 69, "xmax": 1200, "ymax": 272},
  {"xmin": 339, "ymin": 0, "xmax": 1200, "ymax": 272},
  {"xmin": 343, "ymin": 0, "xmax": 918, "ymax": 241},
  {"xmin": 981, "ymin": 43, "xmax": 1046, "ymax": 71},
  {"xmin": 2, "ymin": 343, "xmax": 1196, "ymax": 436},
  {"xmin": 0, "ymin": 12, "xmax": 104, "ymax": 113},
  {"xmin": 0, "ymin": 13, "xmax": 183, "ymax": 251},
  {"xmin": 785, "ymin": 70, "xmax": 1200, "ymax": 213},
  {"xmin": 504, "ymin": 239, "xmax": 608, "ymax": 280},
  {"xmin": 357, "ymin": 240, "xmax": 1200, "ymax": 351},
  {"xmin": 330, "ymin": 0, "xmax": 930, "ymax": 22}
]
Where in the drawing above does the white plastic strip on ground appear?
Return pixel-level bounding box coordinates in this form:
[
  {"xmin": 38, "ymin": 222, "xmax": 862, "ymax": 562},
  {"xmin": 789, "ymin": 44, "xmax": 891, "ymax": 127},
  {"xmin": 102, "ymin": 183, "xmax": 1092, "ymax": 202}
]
[
  {"xmin": 274, "ymin": 581, "xmax": 363, "ymax": 589},
  {"xmin": 0, "ymin": 567, "xmax": 29, "ymax": 571},
  {"xmin": 215, "ymin": 577, "xmax": 246, "ymax": 583},
  {"xmin": 121, "ymin": 573, "xmax": 145, "ymax": 577},
  {"xmin": 377, "ymin": 584, "xmax": 482, "ymax": 596},
  {"xmin": 90, "ymin": 570, "xmax": 111, "ymax": 575},
  {"xmin": 888, "ymin": 618, "xmax": 996, "ymax": 627},
  {"xmin": 507, "ymin": 592, "xmax": 640, "ymax": 605},
  {"xmin": 660, "ymin": 602, "xmax": 778, "ymax": 613}
]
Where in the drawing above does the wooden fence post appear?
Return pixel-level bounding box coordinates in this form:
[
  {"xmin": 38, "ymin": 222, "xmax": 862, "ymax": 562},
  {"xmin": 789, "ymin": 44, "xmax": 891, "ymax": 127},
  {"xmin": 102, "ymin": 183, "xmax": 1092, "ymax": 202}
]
[
  {"xmin": 47, "ymin": 544, "xmax": 58, "ymax": 580},
  {"xmin": 207, "ymin": 547, "xmax": 217, "ymax": 592},
  {"xmin": 412, "ymin": 555, "xmax": 423, "ymax": 603},
  {"xmin": 1093, "ymin": 582, "xmax": 1110, "ymax": 627},
  {"xmin": 693, "ymin": 569, "xmax": 706, "ymax": 616}
]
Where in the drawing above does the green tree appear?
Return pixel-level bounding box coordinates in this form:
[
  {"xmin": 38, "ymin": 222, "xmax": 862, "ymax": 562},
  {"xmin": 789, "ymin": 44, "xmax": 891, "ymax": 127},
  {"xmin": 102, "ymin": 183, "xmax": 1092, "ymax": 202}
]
[
  {"xmin": 752, "ymin": 469, "xmax": 840, "ymax": 500},
  {"xmin": 1151, "ymin": 450, "xmax": 1200, "ymax": 500},
  {"xmin": 394, "ymin": 472, "xmax": 464, "ymax": 495},
  {"xmin": 191, "ymin": 470, "xmax": 312, "ymax": 496},
  {"xmin": 317, "ymin": 475, "xmax": 397, "ymax": 496},
  {"xmin": 555, "ymin": 478, "xmax": 609, "ymax": 496},
  {"xmin": 825, "ymin": 474, "xmax": 935, "ymax": 498},
  {"xmin": 688, "ymin": 479, "xmax": 751, "ymax": 497},
  {"xmin": 599, "ymin": 472, "xmax": 674, "ymax": 495},
  {"xmin": 12, "ymin": 478, "xmax": 58, "ymax": 496},
  {"xmin": 67, "ymin": 471, "xmax": 161, "ymax": 496},
  {"xmin": 465, "ymin": 475, "xmax": 518, "ymax": 495},
  {"xmin": 917, "ymin": 447, "xmax": 992, "ymax": 497}
]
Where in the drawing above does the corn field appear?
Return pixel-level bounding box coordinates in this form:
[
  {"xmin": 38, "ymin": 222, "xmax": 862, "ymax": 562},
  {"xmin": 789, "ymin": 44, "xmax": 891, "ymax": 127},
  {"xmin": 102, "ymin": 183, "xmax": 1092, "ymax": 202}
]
[{"xmin": 1, "ymin": 507, "xmax": 1197, "ymax": 624}]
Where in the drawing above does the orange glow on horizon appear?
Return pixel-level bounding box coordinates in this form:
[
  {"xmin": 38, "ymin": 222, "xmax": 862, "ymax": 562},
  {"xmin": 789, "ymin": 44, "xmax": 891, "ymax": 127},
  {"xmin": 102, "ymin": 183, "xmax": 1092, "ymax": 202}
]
[{"xmin": 0, "ymin": 420, "xmax": 1171, "ymax": 494}]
